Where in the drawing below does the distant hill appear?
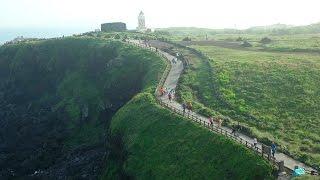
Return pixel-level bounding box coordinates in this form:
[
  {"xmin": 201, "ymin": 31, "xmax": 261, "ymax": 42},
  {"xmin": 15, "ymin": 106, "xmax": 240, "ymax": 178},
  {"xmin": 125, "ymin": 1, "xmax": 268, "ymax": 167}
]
[
  {"xmin": 156, "ymin": 22, "xmax": 320, "ymax": 35},
  {"xmin": 288, "ymin": 22, "xmax": 320, "ymax": 34},
  {"xmin": 245, "ymin": 23, "xmax": 294, "ymax": 34},
  {"xmin": 244, "ymin": 23, "xmax": 320, "ymax": 34},
  {"xmin": 247, "ymin": 23, "xmax": 294, "ymax": 30}
]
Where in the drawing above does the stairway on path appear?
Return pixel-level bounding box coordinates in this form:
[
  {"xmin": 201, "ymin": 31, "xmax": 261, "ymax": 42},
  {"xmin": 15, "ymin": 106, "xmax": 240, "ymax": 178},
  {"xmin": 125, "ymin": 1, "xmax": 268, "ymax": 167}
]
[{"xmin": 128, "ymin": 39, "xmax": 318, "ymax": 176}]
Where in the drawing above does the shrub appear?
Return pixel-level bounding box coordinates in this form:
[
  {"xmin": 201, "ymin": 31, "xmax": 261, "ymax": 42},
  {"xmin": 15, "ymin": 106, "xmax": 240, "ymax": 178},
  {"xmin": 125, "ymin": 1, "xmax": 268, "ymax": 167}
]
[
  {"xmin": 182, "ymin": 37, "xmax": 192, "ymax": 41},
  {"xmin": 114, "ymin": 34, "xmax": 120, "ymax": 39},
  {"xmin": 236, "ymin": 37, "xmax": 243, "ymax": 41},
  {"xmin": 260, "ymin": 37, "xmax": 272, "ymax": 44},
  {"xmin": 241, "ymin": 40, "xmax": 252, "ymax": 47}
]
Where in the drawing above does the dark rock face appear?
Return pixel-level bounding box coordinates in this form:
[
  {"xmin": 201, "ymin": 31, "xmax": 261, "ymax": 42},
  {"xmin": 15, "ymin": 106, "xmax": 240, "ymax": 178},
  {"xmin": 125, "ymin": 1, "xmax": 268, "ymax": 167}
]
[
  {"xmin": 0, "ymin": 90, "xmax": 124, "ymax": 179},
  {"xmin": 0, "ymin": 97, "xmax": 119, "ymax": 179},
  {"xmin": 0, "ymin": 104, "xmax": 67, "ymax": 178},
  {"xmin": 33, "ymin": 143, "xmax": 107, "ymax": 180},
  {"xmin": 0, "ymin": 105, "xmax": 109, "ymax": 179}
]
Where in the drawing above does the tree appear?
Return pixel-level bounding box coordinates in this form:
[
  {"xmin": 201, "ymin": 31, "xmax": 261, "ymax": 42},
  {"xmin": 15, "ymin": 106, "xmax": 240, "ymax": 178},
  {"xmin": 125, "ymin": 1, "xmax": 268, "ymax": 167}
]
[
  {"xmin": 241, "ymin": 41, "xmax": 252, "ymax": 47},
  {"xmin": 114, "ymin": 34, "xmax": 121, "ymax": 39},
  {"xmin": 260, "ymin": 37, "xmax": 272, "ymax": 44},
  {"xmin": 236, "ymin": 37, "xmax": 243, "ymax": 41},
  {"xmin": 182, "ymin": 37, "xmax": 191, "ymax": 41}
]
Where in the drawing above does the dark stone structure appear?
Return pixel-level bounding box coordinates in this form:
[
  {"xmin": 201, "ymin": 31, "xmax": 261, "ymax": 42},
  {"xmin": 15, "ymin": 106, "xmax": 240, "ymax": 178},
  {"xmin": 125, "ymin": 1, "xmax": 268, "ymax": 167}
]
[{"xmin": 101, "ymin": 22, "xmax": 127, "ymax": 32}]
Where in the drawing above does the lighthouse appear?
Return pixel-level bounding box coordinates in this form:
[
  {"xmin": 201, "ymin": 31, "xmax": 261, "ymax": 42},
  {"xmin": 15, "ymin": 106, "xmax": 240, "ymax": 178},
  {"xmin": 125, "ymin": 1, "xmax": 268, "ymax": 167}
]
[{"xmin": 137, "ymin": 11, "xmax": 146, "ymax": 31}]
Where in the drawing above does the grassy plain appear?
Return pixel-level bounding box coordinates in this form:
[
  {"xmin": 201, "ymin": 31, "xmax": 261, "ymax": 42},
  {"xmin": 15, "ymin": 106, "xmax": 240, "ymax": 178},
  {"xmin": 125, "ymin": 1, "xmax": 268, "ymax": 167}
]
[{"xmin": 175, "ymin": 41, "xmax": 320, "ymax": 169}]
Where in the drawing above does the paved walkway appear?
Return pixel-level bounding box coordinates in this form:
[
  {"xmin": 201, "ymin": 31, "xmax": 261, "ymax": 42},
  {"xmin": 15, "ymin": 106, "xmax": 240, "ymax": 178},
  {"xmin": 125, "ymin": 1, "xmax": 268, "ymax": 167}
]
[{"xmin": 128, "ymin": 40, "xmax": 317, "ymax": 175}]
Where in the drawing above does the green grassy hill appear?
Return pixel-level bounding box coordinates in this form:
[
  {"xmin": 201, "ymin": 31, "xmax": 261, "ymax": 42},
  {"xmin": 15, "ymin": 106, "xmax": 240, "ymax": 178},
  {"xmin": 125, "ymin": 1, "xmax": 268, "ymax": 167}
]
[
  {"xmin": 0, "ymin": 37, "xmax": 165, "ymax": 178},
  {"xmin": 103, "ymin": 92, "xmax": 274, "ymax": 179}
]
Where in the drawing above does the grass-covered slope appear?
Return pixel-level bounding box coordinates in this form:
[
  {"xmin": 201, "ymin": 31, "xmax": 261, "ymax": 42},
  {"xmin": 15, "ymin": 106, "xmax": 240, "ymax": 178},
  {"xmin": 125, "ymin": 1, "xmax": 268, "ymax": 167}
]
[
  {"xmin": 177, "ymin": 44, "xmax": 320, "ymax": 169},
  {"xmin": 0, "ymin": 37, "xmax": 165, "ymax": 178},
  {"xmin": 105, "ymin": 93, "xmax": 274, "ymax": 179}
]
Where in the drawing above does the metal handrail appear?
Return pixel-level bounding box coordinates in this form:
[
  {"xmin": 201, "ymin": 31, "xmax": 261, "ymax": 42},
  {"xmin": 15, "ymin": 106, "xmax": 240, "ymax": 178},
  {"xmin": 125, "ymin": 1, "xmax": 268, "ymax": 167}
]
[{"xmin": 158, "ymin": 99, "xmax": 279, "ymax": 165}]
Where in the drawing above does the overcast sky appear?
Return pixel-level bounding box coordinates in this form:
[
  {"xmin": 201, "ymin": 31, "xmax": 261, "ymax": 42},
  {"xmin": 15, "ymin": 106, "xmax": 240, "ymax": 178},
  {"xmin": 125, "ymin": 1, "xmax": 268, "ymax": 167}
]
[{"xmin": 1, "ymin": 0, "xmax": 320, "ymax": 30}]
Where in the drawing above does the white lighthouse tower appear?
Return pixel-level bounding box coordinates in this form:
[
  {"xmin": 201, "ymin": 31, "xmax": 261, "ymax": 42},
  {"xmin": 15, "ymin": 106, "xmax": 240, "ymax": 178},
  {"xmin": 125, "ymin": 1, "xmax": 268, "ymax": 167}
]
[{"xmin": 137, "ymin": 11, "xmax": 146, "ymax": 31}]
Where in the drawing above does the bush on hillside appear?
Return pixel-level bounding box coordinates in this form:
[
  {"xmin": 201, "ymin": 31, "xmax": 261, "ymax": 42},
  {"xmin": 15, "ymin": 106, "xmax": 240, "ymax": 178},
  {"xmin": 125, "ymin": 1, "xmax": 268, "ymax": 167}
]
[
  {"xmin": 236, "ymin": 37, "xmax": 243, "ymax": 41},
  {"xmin": 241, "ymin": 40, "xmax": 252, "ymax": 47},
  {"xmin": 114, "ymin": 34, "xmax": 120, "ymax": 39},
  {"xmin": 260, "ymin": 37, "xmax": 272, "ymax": 44},
  {"xmin": 182, "ymin": 37, "xmax": 192, "ymax": 41}
]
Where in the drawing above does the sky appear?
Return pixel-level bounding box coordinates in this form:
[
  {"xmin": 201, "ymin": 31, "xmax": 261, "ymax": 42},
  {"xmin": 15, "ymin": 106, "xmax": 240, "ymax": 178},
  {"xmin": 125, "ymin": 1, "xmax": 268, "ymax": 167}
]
[{"xmin": 1, "ymin": 0, "xmax": 320, "ymax": 30}]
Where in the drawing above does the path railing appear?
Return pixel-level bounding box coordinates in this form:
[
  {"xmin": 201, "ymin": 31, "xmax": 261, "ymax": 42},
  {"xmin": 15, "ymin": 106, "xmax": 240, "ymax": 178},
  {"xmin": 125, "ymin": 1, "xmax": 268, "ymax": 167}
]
[
  {"xmin": 159, "ymin": 99, "xmax": 279, "ymax": 163},
  {"xmin": 127, "ymin": 40, "xmax": 172, "ymax": 97}
]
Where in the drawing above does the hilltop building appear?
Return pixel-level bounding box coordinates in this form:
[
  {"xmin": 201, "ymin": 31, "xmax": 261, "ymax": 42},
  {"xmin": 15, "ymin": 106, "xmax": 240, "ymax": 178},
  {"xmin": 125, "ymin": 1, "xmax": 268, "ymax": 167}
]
[{"xmin": 101, "ymin": 22, "xmax": 127, "ymax": 32}]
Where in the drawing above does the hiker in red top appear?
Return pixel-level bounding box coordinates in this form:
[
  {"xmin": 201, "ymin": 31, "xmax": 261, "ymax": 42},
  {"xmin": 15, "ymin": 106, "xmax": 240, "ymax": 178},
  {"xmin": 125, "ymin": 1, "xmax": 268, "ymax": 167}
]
[{"xmin": 159, "ymin": 87, "xmax": 164, "ymax": 96}]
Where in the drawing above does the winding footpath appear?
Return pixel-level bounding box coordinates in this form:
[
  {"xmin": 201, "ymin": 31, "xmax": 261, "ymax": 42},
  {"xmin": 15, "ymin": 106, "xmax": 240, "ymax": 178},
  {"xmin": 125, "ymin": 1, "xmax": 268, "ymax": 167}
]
[{"xmin": 128, "ymin": 40, "xmax": 318, "ymax": 176}]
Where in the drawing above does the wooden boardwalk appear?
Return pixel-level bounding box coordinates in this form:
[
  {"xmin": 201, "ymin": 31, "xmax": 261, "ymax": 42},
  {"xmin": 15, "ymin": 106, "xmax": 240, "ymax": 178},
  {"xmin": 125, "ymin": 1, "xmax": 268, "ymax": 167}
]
[{"xmin": 128, "ymin": 40, "xmax": 318, "ymax": 176}]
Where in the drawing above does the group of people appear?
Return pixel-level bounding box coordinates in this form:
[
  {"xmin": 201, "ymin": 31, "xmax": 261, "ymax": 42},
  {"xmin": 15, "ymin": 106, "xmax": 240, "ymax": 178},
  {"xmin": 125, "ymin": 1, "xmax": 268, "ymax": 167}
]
[
  {"xmin": 207, "ymin": 116, "xmax": 278, "ymax": 158},
  {"xmin": 171, "ymin": 58, "xmax": 177, "ymax": 64},
  {"xmin": 231, "ymin": 123, "xmax": 242, "ymax": 137},
  {"xmin": 253, "ymin": 139, "xmax": 277, "ymax": 159},
  {"xmin": 159, "ymin": 87, "xmax": 175, "ymax": 102},
  {"xmin": 208, "ymin": 116, "xmax": 223, "ymax": 128}
]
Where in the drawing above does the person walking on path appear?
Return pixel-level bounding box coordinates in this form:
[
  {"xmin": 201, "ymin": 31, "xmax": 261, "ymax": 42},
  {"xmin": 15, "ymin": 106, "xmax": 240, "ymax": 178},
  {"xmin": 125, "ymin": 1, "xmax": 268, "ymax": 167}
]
[
  {"xmin": 236, "ymin": 122, "xmax": 241, "ymax": 132},
  {"xmin": 168, "ymin": 93, "xmax": 172, "ymax": 102},
  {"xmin": 253, "ymin": 138, "xmax": 258, "ymax": 150},
  {"xmin": 159, "ymin": 87, "xmax": 165, "ymax": 96},
  {"xmin": 209, "ymin": 117, "xmax": 213, "ymax": 127},
  {"xmin": 170, "ymin": 89, "xmax": 175, "ymax": 96},
  {"xmin": 172, "ymin": 58, "xmax": 176, "ymax": 64},
  {"xmin": 231, "ymin": 126, "xmax": 237, "ymax": 136},
  {"xmin": 271, "ymin": 142, "xmax": 277, "ymax": 158},
  {"xmin": 217, "ymin": 118, "xmax": 223, "ymax": 128},
  {"xmin": 182, "ymin": 103, "xmax": 186, "ymax": 114},
  {"xmin": 187, "ymin": 102, "xmax": 192, "ymax": 114}
]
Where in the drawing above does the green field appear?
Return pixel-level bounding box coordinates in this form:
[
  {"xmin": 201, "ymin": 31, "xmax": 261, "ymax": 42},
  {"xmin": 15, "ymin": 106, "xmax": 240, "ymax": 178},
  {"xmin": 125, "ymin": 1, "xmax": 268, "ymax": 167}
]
[
  {"xmin": 156, "ymin": 26, "xmax": 320, "ymax": 54},
  {"xmin": 211, "ymin": 34, "xmax": 320, "ymax": 53},
  {"xmin": 175, "ymin": 42, "xmax": 320, "ymax": 169},
  {"xmin": 102, "ymin": 92, "xmax": 275, "ymax": 179}
]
